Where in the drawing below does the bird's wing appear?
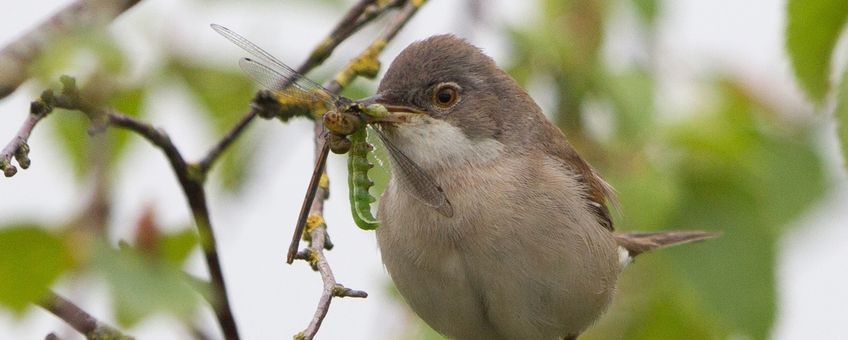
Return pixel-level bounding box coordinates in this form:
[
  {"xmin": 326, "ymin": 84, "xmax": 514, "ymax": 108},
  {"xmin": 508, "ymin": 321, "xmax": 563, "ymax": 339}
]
[{"xmin": 543, "ymin": 126, "xmax": 617, "ymax": 231}]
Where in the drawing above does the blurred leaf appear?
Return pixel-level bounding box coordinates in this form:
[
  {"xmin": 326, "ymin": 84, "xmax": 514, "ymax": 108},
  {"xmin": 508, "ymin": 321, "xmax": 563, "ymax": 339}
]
[
  {"xmin": 170, "ymin": 61, "xmax": 257, "ymax": 191},
  {"xmin": 169, "ymin": 62, "xmax": 255, "ymax": 133},
  {"xmin": 110, "ymin": 87, "xmax": 146, "ymax": 118},
  {"xmin": 584, "ymin": 258, "xmax": 728, "ymax": 340},
  {"xmin": 160, "ymin": 228, "xmax": 199, "ymax": 266},
  {"xmin": 631, "ymin": 0, "xmax": 659, "ymax": 24},
  {"xmin": 610, "ymin": 161, "xmax": 679, "ymax": 230},
  {"xmin": 507, "ymin": 0, "xmax": 607, "ymax": 135},
  {"xmin": 0, "ymin": 226, "xmax": 71, "ymax": 314},
  {"xmin": 786, "ymin": 0, "xmax": 848, "ymax": 102},
  {"xmin": 604, "ymin": 70, "xmax": 654, "ymax": 144},
  {"xmin": 31, "ymin": 29, "xmax": 127, "ymax": 89},
  {"xmin": 93, "ymin": 243, "xmax": 203, "ymax": 326},
  {"xmin": 47, "ymin": 86, "xmax": 145, "ymax": 179},
  {"xmin": 836, "ymin": 69, "xmax": 848, "ymax": 170},
  {"xmin": 50, "ymin": 109, "xmax": 90, "ymax": 177},
  {"xmin": 662, "ymin": 81, "xmax": 826, "ymax": 338}
]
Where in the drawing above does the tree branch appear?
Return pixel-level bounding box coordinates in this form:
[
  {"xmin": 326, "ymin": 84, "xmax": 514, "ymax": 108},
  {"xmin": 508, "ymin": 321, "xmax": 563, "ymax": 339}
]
[
  {"xmin": 293, "ymin": 215, "xmax": 368, "ymax": 340},
  {"xmin": 0, "ymin": 0, "xmax": 143, "ymax": 99},
  {"xmin": 38, "ymin": 291, "xmax": 134, "ymax": 340},
  {"xmin": 105, "ymin": 115, "xmax": 241, "ymax": 340},
  {"xmin": 19, "ymin": 76, "xmax": 241, "ymax": 340}
]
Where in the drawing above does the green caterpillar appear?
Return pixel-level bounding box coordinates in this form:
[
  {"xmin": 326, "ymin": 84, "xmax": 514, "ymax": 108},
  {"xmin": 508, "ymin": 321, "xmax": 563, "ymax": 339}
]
[{"xmin": 347, "ymin": 127, "xmax": 379, "ymax": 230}]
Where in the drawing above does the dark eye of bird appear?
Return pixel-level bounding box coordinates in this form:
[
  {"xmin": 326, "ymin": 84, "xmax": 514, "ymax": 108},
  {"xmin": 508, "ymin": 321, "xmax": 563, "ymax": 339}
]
[{"xmin": 433, "ymin": 84, "xmax": 459, "ymax": 108}]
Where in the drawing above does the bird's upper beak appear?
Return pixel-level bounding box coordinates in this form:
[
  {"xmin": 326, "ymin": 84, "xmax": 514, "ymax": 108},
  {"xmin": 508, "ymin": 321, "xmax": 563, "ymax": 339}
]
[{"xmin": 355, "ymin": 93, "xmax": 425, "ymax": 124}]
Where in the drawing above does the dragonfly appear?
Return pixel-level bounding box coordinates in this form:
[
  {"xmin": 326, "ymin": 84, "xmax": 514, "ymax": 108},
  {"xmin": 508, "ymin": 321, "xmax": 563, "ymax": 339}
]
[{"xmin": 210, "ymin": 24, "xmax": 453, "ymax": 263}]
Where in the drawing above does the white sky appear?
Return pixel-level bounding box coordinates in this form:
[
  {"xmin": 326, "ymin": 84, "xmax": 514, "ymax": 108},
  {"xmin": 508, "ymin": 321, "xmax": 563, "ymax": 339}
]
[{"xmin": 1, "ymin": 0, "xmax": 846, "ymax": 339}]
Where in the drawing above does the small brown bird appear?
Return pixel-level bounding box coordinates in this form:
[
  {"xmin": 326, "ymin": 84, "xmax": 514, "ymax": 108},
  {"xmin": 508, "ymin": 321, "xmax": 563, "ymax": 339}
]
[{"xmin": 361, "ymin": 35, "xmax": 716, "ymax": 340}]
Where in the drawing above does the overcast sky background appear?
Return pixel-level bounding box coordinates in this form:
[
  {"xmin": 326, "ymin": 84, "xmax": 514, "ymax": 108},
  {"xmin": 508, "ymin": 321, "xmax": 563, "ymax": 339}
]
[{"xmin": 1, "ymin": 0, "xmax": 847, "ymax": 339}]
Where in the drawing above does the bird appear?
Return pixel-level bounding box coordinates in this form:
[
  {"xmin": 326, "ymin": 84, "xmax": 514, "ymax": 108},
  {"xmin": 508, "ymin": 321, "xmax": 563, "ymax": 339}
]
[{"xmin": 359, "ymin": 34, "xmax": 717, "ymax": 340}]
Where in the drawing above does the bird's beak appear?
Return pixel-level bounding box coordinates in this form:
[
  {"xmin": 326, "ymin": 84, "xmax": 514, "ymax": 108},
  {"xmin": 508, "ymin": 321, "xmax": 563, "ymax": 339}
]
[{"xmin": 355, "ymin": 93, "xmax": 425, "ymax": 124}]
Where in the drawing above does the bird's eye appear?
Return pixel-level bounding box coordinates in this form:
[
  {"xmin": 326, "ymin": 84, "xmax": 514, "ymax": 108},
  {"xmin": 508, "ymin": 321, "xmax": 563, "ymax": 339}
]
[{"xmin": 432, "ymin": 83, "xmax": 460, "ymax": 108}]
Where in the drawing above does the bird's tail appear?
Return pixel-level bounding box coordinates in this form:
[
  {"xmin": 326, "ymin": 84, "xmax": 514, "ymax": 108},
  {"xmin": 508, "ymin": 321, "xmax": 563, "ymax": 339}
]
[{"xmin": 615, "ymin": 230, "xmax": 719, "ymax": 258}]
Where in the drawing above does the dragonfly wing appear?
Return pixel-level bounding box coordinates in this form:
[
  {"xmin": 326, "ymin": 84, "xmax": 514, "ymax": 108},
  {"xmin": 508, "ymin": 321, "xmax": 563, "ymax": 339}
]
[
  {"xmin": 238, "ymin": 58, "xmax": 333, "ymax": 104},
  {"xmin": 212, "ymin": 24, "xmax": 336, "ymax": 106},
  {"xmin": 374, "ymin": 128, "xmax": 454, "ymax": 217}
]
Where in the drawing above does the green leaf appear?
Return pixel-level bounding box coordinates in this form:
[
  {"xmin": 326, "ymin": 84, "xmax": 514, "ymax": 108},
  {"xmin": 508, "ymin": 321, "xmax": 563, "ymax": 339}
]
[
  {"xmin": 0, "ymin": 226, "xmax": 71, "ymax": 313},
  {"xmin": 50, "ymin": 109, "xmax": 90, "ymax": 178},
  {"xmin": 786, "ymin": 0, "xmax": 848, "ymax": 102},
  {"xmin": 836, "ymin": 69, "xmax": 848, "ymax": 170},
  {"xmin": 584, "ymin": 260, "xmax": 728, "ymax": 340},
  {"xmin": 661, "ymin": 81, "xmax": 826, "ymax": 338},
  {"xmin": 159, "ymin": 228, "xmax": 199, "ymax": 266},
  {"xmin": 110, "ymin": 87, "xmax": 146, "ymax": 118},
  {"xmin": 609, "ymin": 162, "xmax": 679, "ymax": 231},
  {"xmin": 31, "ymin": 29, "xmax": 127, "ymax": 85},
  {"xmin": 93, "ymin": 243, "xmax": 203, "ymax": 326},
  {"xmin": 632, "ymin": 0, "xmax": 659, "ymax": 24},
  {"xmin": 604, "ymin": 70, "xmax": 655, "ymax": 145},
  {"xmin": 169, "ymin": 62, "xmax": 255, "ymax": 133},
  {"xmin": 48, "ymin": 87, "xmax": 146, "ymax": 180}
]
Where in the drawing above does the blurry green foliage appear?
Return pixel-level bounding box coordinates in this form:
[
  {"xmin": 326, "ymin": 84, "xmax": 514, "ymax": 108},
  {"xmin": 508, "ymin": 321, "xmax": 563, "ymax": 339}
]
[
  {"xmin": 786, "ymin": 0, "xmax": 848, "ymax": 172},
  {"xmin": 30, "ymin": 29, "xmax": 127, "ymax": 86},
  {"xmin": 658, "ymin": 81, "xmax": 824, "ymax": 338},
  {"xmin": 159, "ymin": 228, "xmax": 200, "ymax": 267},
  {"xmin": 168, "ymin": 60, "xmax": 259, "ymax": 192},
  {"xmin": 93, "ymin": 242, "xmax": 204, "ymax": 327},
  {"xmin": 838, "ymin": 70, "xmax": 848, "ymax": 168},
  {"xmin": 785, "ymin": 0, "xmax": 848, "ymax": 103},
  {"xmin": 50, "ymin": 86, "xmax": 146, "ymax": 179},
  {"xmin": 0, "ymin": 226, "xmax": 72, "ymax": 314},
  {"xmin": 29, "ymin": 32, "xmax": 144, "ymax": 179},
  {"xmin": 631, "ymin": 0, "xmax": 658, "ymax": 24}
]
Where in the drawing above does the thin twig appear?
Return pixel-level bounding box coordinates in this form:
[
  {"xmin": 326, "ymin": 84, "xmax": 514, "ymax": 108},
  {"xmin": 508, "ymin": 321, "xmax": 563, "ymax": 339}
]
[
  {"xmin": 38, "ymin": 291, "xmax": 134, "ymax": 340},
  {"xmin": 0, "ymin": 0, "xmax": 143, "ymax": 99},
  {"xmin": 292, "ymin": 1, "xmax": 427, "ymax": 339},
  {"xmin": 296, "ymin": 215, "xmax": 368, "ymax": 340},
  {"xmin": 0, "ymin": 101, "xmax": 49, "ymax": 176},
  {"xmin": 196, "ymin": 110, "xmax": 256, "ymax": 175}
]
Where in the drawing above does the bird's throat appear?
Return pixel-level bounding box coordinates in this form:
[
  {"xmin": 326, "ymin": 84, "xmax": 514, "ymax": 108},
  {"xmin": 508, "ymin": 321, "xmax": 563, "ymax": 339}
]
[{"xmin": 383, "ymin": 115, "xmax": 505, "ymax": 172}]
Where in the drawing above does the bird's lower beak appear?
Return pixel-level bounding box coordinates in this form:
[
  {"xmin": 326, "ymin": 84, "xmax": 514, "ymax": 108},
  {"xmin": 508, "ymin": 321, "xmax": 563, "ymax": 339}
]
[{"xmin": 355, "ymin": 94, "xmax": 425, "ymax": 124}]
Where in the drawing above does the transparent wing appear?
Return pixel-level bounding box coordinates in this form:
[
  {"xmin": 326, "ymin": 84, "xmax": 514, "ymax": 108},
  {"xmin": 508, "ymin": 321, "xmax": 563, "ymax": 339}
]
[
  {"xmin": 211, "ymin": 24, "xmax": 336, "ymax": 106},
  {"xmin": 238, "ymin": 58, "xmax": 335, "ymax": 105},
  {"xmin": 374, "ymin": 128, "xmax": 454, "ymax": 217}
]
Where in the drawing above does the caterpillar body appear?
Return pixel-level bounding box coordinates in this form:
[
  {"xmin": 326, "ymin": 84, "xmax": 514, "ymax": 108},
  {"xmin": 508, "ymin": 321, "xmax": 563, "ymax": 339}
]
[{"xmin": 347, "ymin": 127, "xmax": 379, "ymax": 230}]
